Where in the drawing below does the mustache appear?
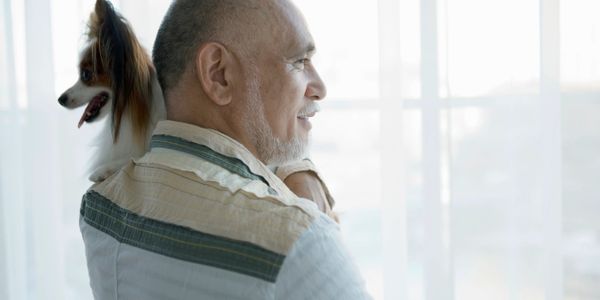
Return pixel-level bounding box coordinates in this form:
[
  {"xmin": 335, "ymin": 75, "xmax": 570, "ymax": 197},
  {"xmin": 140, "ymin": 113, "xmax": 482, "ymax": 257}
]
[{"xmin": 298, "ymin": 102, "xmax": 321, "ymax": 116}]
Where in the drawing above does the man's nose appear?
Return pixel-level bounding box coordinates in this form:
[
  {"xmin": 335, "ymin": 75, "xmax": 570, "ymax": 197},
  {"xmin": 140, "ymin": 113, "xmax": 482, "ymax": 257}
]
[{"xmin": 306, "ymin": 69, "xmax": 327, "ymax": 101}]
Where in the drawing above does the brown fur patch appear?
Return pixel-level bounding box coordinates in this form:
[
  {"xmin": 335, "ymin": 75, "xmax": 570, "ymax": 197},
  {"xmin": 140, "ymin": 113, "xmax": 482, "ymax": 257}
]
[
  {"xmin": 85, "ymin": 0, "xmax": 154, "ymax": 145},
  {"xmin": 79, "ymin": 47, "xmax": 111, "ymax": 87}
]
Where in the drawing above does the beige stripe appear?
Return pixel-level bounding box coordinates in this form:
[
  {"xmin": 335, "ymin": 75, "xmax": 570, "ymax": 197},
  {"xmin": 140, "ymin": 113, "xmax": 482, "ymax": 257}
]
[
  {"xmin": 93, "ymin": 161, "xmax": 318, "ymax": 254},
  {"xmin": 138, "ymin": 150, "xmax": 320, "ymax": 213}
]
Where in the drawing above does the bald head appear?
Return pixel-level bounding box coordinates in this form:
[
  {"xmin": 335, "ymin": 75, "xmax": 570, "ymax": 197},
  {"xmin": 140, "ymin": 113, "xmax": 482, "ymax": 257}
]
[{"xmin": 152, "ymin": 0, "xmax": 282, "ymax": 97}]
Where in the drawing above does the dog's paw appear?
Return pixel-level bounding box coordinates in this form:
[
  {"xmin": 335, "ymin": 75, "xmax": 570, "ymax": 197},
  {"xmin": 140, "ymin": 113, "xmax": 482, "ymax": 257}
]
[{"xmin": 89, "ymin": 166, "xmax": 118, "ymax": 183}]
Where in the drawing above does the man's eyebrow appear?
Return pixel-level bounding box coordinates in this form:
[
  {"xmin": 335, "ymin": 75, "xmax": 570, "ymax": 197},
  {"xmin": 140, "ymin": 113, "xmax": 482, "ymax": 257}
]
[{"xmin": 289, "ymin": 42, "xmax": 316, "ymax": 58}]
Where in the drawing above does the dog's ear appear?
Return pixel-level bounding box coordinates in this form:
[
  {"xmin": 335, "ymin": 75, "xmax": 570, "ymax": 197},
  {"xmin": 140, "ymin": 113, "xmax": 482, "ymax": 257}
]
[
  {"xmin": 94, "ymin": 0, "xmax": 108, "ymax": 22},
  {"xmin": 87, "ymin": 0, "xmax": 110, "ymax": 40}
]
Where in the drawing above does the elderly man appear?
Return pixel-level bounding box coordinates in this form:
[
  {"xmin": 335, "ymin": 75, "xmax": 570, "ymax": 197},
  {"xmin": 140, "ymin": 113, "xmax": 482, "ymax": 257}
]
[{"xmin": 79, "ymin": 0, "xmax": 371, "ymax": 299}]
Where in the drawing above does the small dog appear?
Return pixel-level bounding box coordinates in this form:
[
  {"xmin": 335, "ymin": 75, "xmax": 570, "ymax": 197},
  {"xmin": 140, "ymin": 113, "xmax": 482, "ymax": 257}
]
[{"xmin": 58, "ymin": 0, "xmax": 165, "ymax": 182}]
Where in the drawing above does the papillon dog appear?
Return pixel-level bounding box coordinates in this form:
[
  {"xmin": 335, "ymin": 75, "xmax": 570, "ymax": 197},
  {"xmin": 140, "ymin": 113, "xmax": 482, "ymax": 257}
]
[{"xmin": 58, "ymin": 0, "xmax": 165, "ymax": 182}]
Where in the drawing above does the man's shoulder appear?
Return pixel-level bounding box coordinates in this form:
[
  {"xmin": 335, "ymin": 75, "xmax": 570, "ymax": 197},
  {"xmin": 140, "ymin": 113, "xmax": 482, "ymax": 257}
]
[{"xmin": 85, "ymin": 158, "xmax": 323, "ymax": 255}]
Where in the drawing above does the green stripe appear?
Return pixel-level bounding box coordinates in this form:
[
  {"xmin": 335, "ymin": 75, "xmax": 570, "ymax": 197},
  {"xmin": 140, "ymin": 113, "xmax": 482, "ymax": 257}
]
[
  {"xmin": 150, "ymin": 135, "xmax": 276, "ymax": 195},
  {"xmin": 80, "ymin": 190, "xmax": 285, "ymax": 282}
]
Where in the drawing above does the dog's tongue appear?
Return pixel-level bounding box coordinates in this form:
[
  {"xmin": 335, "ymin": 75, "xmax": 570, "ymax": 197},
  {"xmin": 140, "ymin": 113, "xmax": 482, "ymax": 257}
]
[{"xmin": 78, "ymin": 95, "xmax": 107, "ymax": 128}]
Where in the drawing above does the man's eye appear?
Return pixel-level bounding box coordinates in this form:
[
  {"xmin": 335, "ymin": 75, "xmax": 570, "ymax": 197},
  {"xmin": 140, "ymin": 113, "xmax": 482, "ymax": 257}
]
[
  {"xmin": 81, "ymin": 69, "xmax": 93, "ymax": 82},
  {"xmin": 294, "ymin": 58, "xmax": 309, "ymax": 69}
]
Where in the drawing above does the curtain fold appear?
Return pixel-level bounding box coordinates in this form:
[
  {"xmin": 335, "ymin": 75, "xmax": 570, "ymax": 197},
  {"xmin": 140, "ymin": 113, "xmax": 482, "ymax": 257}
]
[{"xmin": 378, "ymin": 0, "xmax": 408, "ymax": 298}]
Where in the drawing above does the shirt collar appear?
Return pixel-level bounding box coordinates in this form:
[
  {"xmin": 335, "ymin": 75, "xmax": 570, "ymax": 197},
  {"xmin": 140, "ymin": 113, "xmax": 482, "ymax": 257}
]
[{"xmin": 150, "ymin": 120, "xmax": 296, "ymax": 198}]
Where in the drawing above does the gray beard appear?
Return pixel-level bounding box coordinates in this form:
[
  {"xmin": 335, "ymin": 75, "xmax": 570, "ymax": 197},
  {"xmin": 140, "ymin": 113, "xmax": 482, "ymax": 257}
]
[{"xmin": 243, "ymin": 79, "xmax": 308, "ymax": 166}]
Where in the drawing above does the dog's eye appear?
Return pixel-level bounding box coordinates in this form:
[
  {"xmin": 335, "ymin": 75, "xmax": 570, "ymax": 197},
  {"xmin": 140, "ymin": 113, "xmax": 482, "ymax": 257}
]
[{"xmin": 81, "ymin": 69, "xmax": 93, "ymax": 82}]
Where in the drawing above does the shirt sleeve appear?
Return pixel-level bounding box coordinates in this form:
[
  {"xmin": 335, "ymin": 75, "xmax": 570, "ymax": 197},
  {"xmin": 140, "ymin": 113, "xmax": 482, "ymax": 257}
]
[
  {"xmin": 274, "ymin": 214, "xmax": 373, "ymax": 300},
  {"xmin": 274, "ymin": 159, "xmax": 336, "ymax": 210}
]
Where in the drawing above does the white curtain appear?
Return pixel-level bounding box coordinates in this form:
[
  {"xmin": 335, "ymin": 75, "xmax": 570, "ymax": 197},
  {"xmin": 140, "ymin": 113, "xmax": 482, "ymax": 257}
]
[{"xmin": 1, "ymin": 0, "xmax": 599, "ymax": 299}]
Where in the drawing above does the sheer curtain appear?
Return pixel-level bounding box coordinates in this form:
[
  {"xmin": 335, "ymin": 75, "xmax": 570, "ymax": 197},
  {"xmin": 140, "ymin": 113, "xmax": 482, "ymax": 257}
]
[{"xmin": 1, "ymin": 0, "xmax": 599, "ymax": 299}]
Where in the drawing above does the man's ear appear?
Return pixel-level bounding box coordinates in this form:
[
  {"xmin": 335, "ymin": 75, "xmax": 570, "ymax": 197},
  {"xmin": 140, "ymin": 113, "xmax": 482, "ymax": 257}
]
[{"xmin": 195, "ymin": 42, "xmax": 235, "ymax": 106}]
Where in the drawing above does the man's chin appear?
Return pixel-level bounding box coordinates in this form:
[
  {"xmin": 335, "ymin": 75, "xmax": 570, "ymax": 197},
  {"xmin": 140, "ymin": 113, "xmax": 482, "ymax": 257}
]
[{"xmin": 264, "ymin": 136, "xmax": 309, "ymax": 167}]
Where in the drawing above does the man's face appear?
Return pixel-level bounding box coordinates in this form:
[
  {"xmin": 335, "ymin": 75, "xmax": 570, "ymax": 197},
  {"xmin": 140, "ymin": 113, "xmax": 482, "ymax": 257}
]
[{"xmin": 241, "ymin": 0, "xmax": 327, "ymax": 166}]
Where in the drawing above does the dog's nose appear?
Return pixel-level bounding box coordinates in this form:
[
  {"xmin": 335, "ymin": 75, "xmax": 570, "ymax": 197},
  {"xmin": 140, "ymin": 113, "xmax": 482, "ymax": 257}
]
[{"xmin": 58, "ymin": 94, "xmax": 68, "ymax": 106}]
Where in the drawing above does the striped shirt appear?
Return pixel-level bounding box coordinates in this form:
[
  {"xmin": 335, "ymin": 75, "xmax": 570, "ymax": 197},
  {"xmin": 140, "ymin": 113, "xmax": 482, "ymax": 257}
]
[{"xmin": 79, "ymin": 120, "xmax": 372, "ymax": 299}]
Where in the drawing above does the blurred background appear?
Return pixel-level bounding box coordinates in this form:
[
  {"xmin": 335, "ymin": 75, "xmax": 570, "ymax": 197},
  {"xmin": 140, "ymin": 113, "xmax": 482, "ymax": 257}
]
[{"xmin": 1, "ymin": 0, "xmax": 599, "ymax": 299}]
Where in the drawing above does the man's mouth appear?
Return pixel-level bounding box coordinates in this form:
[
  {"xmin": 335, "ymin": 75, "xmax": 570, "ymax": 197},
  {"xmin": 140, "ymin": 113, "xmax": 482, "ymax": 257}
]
[
  {"xmin": 296, "ymin": 103, "xmax": 320, "ymax": 131},
  {"xmin": 297, "ymin": 103, "xmax": 320, "ymax": 120},
  {"xmin": 297, "ymin": 110, "xmax": 318, "ymax": 131},
  {"xmin": 297, "ymin": 112, "xmax": 316, "ymax": 120},
  {"xmin": 78, "ymin": 92, "xmax": 109, "ymax": 128}
]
